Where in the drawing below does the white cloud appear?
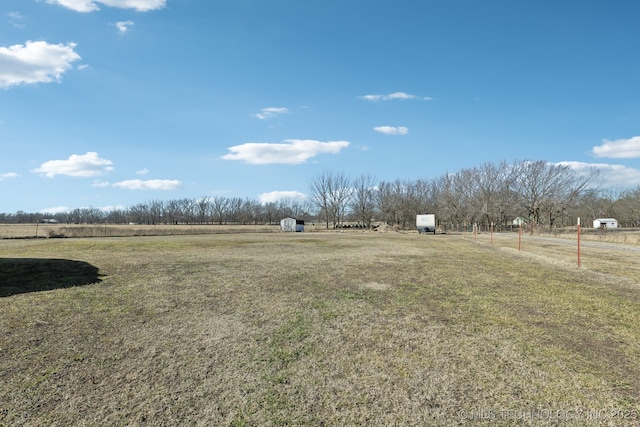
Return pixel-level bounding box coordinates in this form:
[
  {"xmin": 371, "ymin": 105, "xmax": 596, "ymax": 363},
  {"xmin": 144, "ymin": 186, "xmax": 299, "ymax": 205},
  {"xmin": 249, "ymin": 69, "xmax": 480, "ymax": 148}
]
[
  {"xmin": 259, "ymin": 191, "xmax": 307, "ymax": 204},
  {"xmin": 100, "ymin": 205, "xmax": 127, "ymax": 212},
  {"xmin": 40, "ymin": 206, "xmax": 72, "ymax": 214},
  {"xmin": 222, "ymin": 139, "xmax": 350, "ymax": 165},
  {"xmin": 0, "ymin": 41, "xmax": 81, "ymax": 88},
  {"xmin": 255, "ymin": 107, "xmax": 289, "ymax": 120},
  {"xmin": 359, "ymin": 92, "xmax": 432, "ymax": 102},
  {"xmin": 136, "ymin": 168, "xmax": 149, "ymax": 175},
  {"xmin": 33, "ymin": 152, "xmax": 114, "ymax": 178},
  {"xmin": 39, "ymin": 204, "xmax": 126, "ymax": 214},
  {"xmin": 0, "ymin": 172, "xmax": 19, "ymax": 181},
  {"xmin": 374, "ymin": 126, "xmax": 408, "ymax": 135},
  {"xmin": 92, "ymin": 180, "xmax": 110, "ymax": 187},
  {"xmin": 559, "ymin": 161, "xmax": 640, "ymax": 188},
  {"xmin": 45, "ymin": 0, "xmax": 166, "ymax": 12},
  {"xmin": 115, "ymin": 20, "xmax": 134, "ymax": 33},
  {"xmin": 7, "ymin": 11, "xmax": 25, "ymax": 29},
  {"xmin": 591, "ymin": 136, "xmax": 640, "ymax": 159},
  {"xmin": 112, "ymin": 179, "xmax": 182, "ymax": 190}
]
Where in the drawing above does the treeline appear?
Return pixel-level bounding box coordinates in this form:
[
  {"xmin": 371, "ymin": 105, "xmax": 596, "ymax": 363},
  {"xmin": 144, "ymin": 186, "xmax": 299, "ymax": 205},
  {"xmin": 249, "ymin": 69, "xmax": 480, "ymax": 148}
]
[
  {"xmin": 304, "ymin": 159, "xmax": 639, "ymax": 229},
  {"xmin": 2, "ymin": 159, "xmax": 640, "ymax": 229},
  {"xmin": 0, "ymin": 197, "xmax": 311, "ymax": 227}
]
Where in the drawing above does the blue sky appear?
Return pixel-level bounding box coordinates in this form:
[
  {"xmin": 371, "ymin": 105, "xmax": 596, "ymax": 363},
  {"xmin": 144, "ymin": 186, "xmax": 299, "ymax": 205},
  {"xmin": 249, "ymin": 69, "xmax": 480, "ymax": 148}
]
[{"xmin": 1, "ymin": 0, "xmax": 640, "ymax": 214}]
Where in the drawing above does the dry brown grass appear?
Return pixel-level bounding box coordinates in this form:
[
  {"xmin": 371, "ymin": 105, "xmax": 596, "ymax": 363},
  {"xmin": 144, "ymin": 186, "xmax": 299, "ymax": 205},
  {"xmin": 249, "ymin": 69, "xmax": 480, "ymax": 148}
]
[
  {"xmin": 1, "ymin": 231, "xmax": 639, "ymax": 426},
  {"xmin": 0, "ymin": 223, "xmax": 286, "ymax": 239}
]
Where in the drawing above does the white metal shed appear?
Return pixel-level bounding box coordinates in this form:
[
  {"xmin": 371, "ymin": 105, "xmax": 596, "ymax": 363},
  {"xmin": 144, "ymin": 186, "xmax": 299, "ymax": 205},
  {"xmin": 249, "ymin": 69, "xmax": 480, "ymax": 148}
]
[
  {"xmin": 593, "ymin": 218, "xmax": 618, "ymax": 229},
  {"xmin": 280, "ymin": 217, "xmax": 304, "ymax": 232}
]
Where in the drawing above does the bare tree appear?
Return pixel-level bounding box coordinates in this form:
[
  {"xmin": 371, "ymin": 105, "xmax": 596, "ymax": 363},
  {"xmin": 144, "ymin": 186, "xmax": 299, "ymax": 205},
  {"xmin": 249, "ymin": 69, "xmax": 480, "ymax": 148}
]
[
  {"xmin": 164, "ymin": 199, "xmax": 182, "ymax": 224},
  {"xmin": 329, "ymin": 171, "xmax": 352, "ymax": 228},
  {"xmin": 238, "ymin": 198, "xmax": 260, "ymax": 225},
  {"xmin": 309, "ymin": 171, "xmax": 331, "ymax": 228},
  {"xmin": 512, "ymin": 160, "xmax": 599, "ymax": 229},
  {"xmin": 407, "ymin": 178, "xmax": 434, "ymax": 216},
  {"xmin": 226, "ymin": 197, "xmax": 244, "ymax": 224},
  {"xmin": 350, "ymin": 174, "xmax": 377, "ymax": 227},
  {"xmin": 179, "ymin": 198, "xmax": 196, "ymax": 224},
  {"xmin": 309, "ymin": 171, "xmax": 351, "ymax": 228},
  {"xmin": 376, "ymin": 179, "xmax": 415, "ymax": 228},
  {"xmin": 210, "ymin": 197, "xmax": 229, "ymax": 225},
  {"xmin": 196, "ymin": 196, "xmax": 210, "ymax": 224},
  {"xmin": 433, "ymin": 173, "xmax": 465, "ymax": 228},
  {"xmin": 615, "ymin": 186, "xmax": 640, "ymax": 226},
  {"xmin": 459, "ymin": 161, "xmax": 516, "ymax": 230}
]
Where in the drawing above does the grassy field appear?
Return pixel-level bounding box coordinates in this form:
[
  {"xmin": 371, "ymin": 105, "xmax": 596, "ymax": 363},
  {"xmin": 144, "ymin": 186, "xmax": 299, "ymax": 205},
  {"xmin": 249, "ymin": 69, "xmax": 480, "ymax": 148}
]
[
  {"xmin": 0, "ymin": 223, "xmax": 284, "ymax": 239},
  {"xmin": 1, "ymin": 231, "xmax": 639, "ymax": 426}
]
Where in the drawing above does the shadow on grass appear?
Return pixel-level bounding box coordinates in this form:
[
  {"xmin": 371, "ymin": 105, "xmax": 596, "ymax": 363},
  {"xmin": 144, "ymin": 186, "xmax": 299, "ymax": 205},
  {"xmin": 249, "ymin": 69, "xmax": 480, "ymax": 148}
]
[{"xmin": 0, "ymin": 258, "xmax": 102, "ymax": 297}]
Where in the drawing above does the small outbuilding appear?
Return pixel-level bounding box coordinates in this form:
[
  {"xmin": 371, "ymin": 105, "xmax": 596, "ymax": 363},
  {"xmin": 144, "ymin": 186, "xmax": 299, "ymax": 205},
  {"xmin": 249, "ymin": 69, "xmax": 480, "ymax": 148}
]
[
  {"xmin": 512, "ymin": 217, "xmax": 528, "ymax": 227},
  {"xmin": 593, "ymin": 218, "xmax": 618, "ymax": 229},
  {"xmin": 280, "ymin": 217, "xmax": 304, "ymax": 232}
]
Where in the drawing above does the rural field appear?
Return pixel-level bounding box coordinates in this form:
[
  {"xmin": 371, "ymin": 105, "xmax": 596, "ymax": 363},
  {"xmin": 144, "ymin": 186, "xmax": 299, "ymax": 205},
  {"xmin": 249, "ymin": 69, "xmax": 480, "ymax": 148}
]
[{"xmin": 1, "ymin": 228, "xmax": 640, "ymax": 426}]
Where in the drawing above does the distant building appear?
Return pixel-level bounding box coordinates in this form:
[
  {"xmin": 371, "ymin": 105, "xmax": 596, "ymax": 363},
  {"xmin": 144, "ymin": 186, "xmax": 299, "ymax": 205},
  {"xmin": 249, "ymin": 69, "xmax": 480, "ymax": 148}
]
[
  {"xmin": 512, "ymin": 217, "xmax": 528, "ymax": 226},
  {"xmin": 280, "ymin": 217, "xmax": 304, "ymax": 232},
  {"xmin": 593, "ymin": 218, "xmax": 618, "ymax": 229}
]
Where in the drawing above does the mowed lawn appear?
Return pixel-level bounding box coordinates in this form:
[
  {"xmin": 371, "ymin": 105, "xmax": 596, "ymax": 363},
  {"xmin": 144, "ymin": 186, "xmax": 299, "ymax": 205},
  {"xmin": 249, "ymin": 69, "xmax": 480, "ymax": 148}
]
[{"xmin": 1, "ymin": 232, "xmax": 639, "ymax": 426}]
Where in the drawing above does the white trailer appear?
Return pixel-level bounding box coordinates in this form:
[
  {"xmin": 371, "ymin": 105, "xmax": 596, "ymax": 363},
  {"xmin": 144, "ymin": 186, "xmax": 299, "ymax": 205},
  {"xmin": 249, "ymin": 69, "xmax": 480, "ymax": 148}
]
[
  {"xmin": 593, "ymin": 218, "xmax": 618, "ymax": 229},
  {"xmin": 416, "ymin": 214, "xmax": 436, "ymax": 234}
]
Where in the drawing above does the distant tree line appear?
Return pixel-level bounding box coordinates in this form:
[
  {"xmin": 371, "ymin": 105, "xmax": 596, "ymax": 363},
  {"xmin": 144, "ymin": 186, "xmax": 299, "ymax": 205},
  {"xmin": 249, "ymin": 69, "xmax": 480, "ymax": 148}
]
[
  {"xmin": 0, "ymin": 197, "xmax": 311, "ymax": 227},
  {"xmin": 2, "ymin": 159, "xmax": 640, "ymax": 229}
]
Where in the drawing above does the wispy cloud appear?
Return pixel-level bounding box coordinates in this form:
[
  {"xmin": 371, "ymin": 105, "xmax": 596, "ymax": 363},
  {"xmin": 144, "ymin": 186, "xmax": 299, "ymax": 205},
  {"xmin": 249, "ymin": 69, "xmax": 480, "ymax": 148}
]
[
  {"xmin": 259, "ymin": 191, "xmax": 307, "ymax": 204},
  {"xmin": 374, "ymin": 126, "xmax": 408, "ymax": 135},
  {"xmin": 0, "ymin": 41, "xmax": 81, "ymax": 88},
  {"xmin": 112, "ymin": 179, "xmax": 182, "ymax": 190},
  {"xmin": 359, "ymin": 92, "xmax": 432, "ymax": 102},
  {"xmin": 92, "ymin": 180, "xmax": 110, "ymax": 187},
  {"xmin": 255, "ymin": 107, "xmax": 289, "ymax": 120},
  {"xmin": 6, "ymin": 11, "xmax": 25, "ymax": 29},
  {"xmin": 222, "ymin": 139, "xmax": 350, "ymax": 165},
  {"xmin": 136, "ymin": 168, "xmax": 149, "ymax": 175},
  {"xmin": 0, "ymin": 172, "xmax": 19, "ymax": 181},
  {"xmin": 115, "ymin": 20, "xmax": 134, "ymax": 33},
  {"xmin": 591, "ymin": 136, "xmax": 640, "ymax": 159},
  {"xmin": 32, "ymin": 152, "xmax": 113, "ymax": 178},
  {"xmin": 45, "ymin": 0, "xmax": 166, "ymax": 12}
]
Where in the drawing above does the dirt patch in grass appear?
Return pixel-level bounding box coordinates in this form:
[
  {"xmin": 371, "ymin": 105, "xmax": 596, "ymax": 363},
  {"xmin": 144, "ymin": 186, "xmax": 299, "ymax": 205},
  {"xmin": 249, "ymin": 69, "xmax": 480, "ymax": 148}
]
[{"xmin": 359, "ymin": 281, "xmax": 391, "ymax": 291}]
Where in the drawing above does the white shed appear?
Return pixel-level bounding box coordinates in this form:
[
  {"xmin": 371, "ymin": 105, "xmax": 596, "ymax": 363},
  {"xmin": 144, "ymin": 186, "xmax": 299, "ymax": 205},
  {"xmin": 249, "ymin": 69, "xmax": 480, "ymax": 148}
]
[
  {"xmin": 593, "ymin": 218, "xmax": 618, "ymax": 229},
  {"xmin": 280, "ymin": 217, "xmax": 304, "ymax": 232},
  {"xmin": 512, "ymin": 217, "xmax": 528, "ymax": 226}
]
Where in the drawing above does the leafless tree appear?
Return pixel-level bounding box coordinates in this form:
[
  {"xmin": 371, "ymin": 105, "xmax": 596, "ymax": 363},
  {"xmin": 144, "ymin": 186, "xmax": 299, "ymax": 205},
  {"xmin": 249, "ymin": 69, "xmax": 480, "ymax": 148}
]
[
  {"xmin": 196, "ymin": 196, "xmax": 210, "ymax": 224},
  {"xmin": 376, "ymin": 179, "xmax": 428, "ymax": 228},
  {"xmin": 350, "ymin": 174, "xmax": 377, "ymax": 227},
  {"xmin": 433, "ymin": 173, "xmax": 465, "ymax": 228},
  {"xmin": 309, "ymin": 171, "xmax": 331, "ymax": 228},
  {"xmin": 511, "ymin": 160, "xmax": 599, "ymax": 229},
  {"xmin": 210, "ymin": 197, "xmax": 229, "ymax": 225},
  {"xmin": 459, "ymin": 161, "xmax": 516, "ymax": 230},
  {"xmin": 615, "ymin": 186, "xmax": 640, "ymax": 226},
  {"xmin": 309, "ymin": 170, "xmax": 352, "ymax": 228}
]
